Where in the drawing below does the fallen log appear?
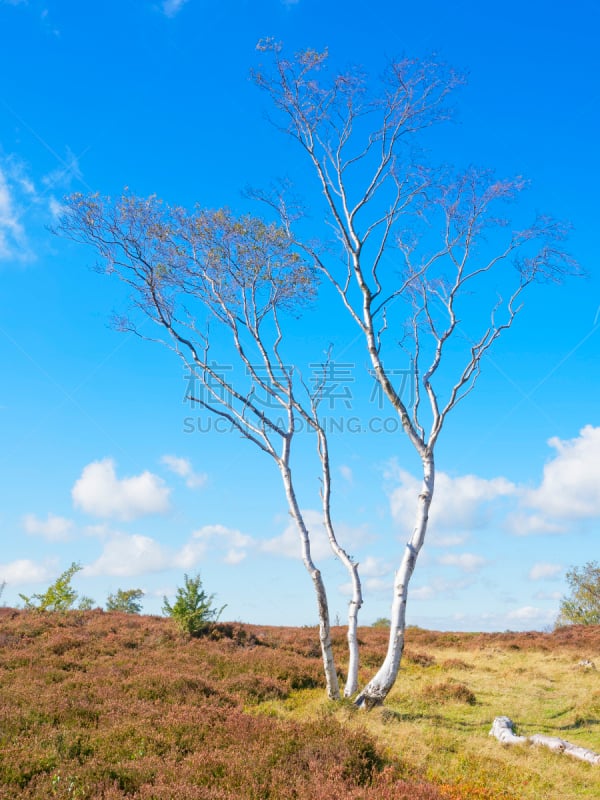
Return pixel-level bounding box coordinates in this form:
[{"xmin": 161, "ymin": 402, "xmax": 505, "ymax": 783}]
[{"xmin": 489, "ymin": 716, "xmax": 600, "ymax": 765}]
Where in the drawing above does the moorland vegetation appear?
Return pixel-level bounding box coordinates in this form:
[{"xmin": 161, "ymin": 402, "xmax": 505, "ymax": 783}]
[{"xmin": 0, "ymin": 609, "xmax": 598, "ymax": 799}]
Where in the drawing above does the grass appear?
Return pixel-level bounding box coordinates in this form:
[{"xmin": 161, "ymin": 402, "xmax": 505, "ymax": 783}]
[{"xmin": 0, "ymin": 610, "xmax": 598, "ymax": 799}]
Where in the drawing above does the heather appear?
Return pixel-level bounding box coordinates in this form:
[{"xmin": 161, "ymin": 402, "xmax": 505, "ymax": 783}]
[{"xmin": 0, "ymin": 610, "xmax": 599, "ymax": 799}]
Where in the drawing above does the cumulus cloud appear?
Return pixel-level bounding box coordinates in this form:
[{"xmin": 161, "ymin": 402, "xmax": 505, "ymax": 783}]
[
  {"xmin": 161, "ymin": 454, "xmax": 207, "ymax": 489},
  {"xmin": 522, "ymin": 425, "xmax": 600, "ymax": 521},
  {"xmin": 528, "ymin": 562, "xmax": 563, "ymax": 581},
  {"xmin": 72, "ymin": 458, "xmax": 171, "ymax": 520},
  {"xmin": 506, "ymin": 512, "xmax": 566, "ymax": 535},
  {"xmin": 22, "ymin": 513, "xmax": 73, "ymax": 541},
  {"xmin": 262, "ymin": 510, "xmax": 370, "ymax": 561},
  {"xmin": 390, "ymin": 467, "xmax": 516, "ymax": 540},
  {"xmin": 0, "ymin": 558, "xmax": 56, "ymax": 585},
  {"xmin": 359, "ymin": 555, "xmax": 394, "ymax": 577},
  {"xmin": 389, "ymin": 429, "xmax": 600, "ymax": 543},
  {"xmin": 176, "ymin": 524, "xmax": 255, "ymax": 568},
  {"xmin": 85, "ymin": 523, "xmax": 255, "ymax": 577},
  {"xmin": 84, "ymin": 533, "xmax": 171, "ymax": 577},
  {"xmin": 401, "ymin": 575, "xmax": 475, "ymax": 603},
  {"xmin": 507, "ymin": 605, "xmax": 554, "ymax": 624},
  {"xmin": 344, "ymin": 557, "xmax": 395, "ymax": 597},
  {"xmin": 437, "ymin": 552, "xmax": 486, "ymax": 573},
  {"xmin": 504, "ymin": 426, "xmax": 600, "ymax": 535}
]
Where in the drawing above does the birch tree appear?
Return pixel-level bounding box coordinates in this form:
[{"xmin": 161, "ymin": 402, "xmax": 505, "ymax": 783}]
[
  {"xmin": 556, "ymin": 561, "xmax": 600, "ymax": 627},
  {"xmin": 58, "ymin": 196, "xmax": 362, "ymax": 698},
  {"xmin": 254, "ymin": 43, "xmax": 578, "ymax": 707}
]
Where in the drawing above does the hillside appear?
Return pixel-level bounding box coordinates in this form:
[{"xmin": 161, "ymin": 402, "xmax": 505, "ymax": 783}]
[{"xmin": 0, "ymin": 609, "xmax": 599, "ymax": 799}]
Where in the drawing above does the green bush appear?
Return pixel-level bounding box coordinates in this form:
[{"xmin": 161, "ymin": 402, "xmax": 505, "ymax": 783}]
[
  {"xmin": 19, "ymin": 563, "xmax": 83, "ymax": 612},
  {"xmin": 556, "ymin": 561, "xmax": 600, "ymax": 626},
  {"xmin": 106, "ymin": 588, "xmax": 144, "ymax": 614},
  {"xmin": 372, "ymin": 617, "xmax": 391, "ymax": 628},
  {"xmin": 162, "ymin": 574, "xmax": 225, "ymax": 636}
]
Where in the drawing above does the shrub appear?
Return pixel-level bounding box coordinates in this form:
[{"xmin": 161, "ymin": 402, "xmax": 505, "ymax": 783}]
[
  {"xmin": 19, "ymin": 563, "xmax": 83, "ymax": 612},
  {"xmin": 372, "ymin": 617, "xmax": 391, "ymax": 628},
  {"xmin": 556, "ymin": 561, "xmax": 600, "ymax": 626},
  {"xmin": 106, "ymin": 588, "xmax": 144, "ymax": 614},
  {"xmin": 78, "ymin": 595, "xmax": 96, "ymax": 611},
  {"xmin": 162, "ymin": 574, "xmax": 225, "ymax": 636},
  {"xmin": 441, "ymin": 658, "xmax": 473, "ymax": 671},
  {"xmin": 405, "ymin": 650, "xmax": 436, "ymax": 667},
  {"xmin": 421, "ymin": 680, "xmax": 477, "ymax": 705}
]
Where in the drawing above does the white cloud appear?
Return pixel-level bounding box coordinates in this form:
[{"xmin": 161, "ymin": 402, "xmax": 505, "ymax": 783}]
[
  {"xmin": 176, "ymin": 524, "xmax": 254, "ymax": 568},
  {"xmin": 411, "ymin": 585, "xmax": 436, "ymax": 601},
  {"xmin": 437, "ymin": 552, "xmax": 486, "ymax": 573},
  {"xmin": 192, "ymin": 524, "xmax": 254, "ymax": 550},
  {"xmin": 48, "ymin": 195, "xmax": 66, "ymax": 220},
  {"xmin": 528, "ymin": 562, "xmax": 563, "ymax": 581},
  {"xmin": 523, "ymin": 425, "xmax": 600, "ymax": 521},
  {"xmin": 0, "ymin": 166, "xmax": 28, "ymax": 261},
  {"xmin": 390, "ymin": 467, "xmax": 516, "ymax": 540},
  {"xmin": 0, "ymin": 152, "xmax": 76, "ymax": 262},
  {"xmin": 85, "ymin": 533, "xmax": 171, "ymax": 577},
  {"xmin": 22, "ymin": 512, "xmax": 73, "ymax": 541},
  {"xmin": 161, "ymin": 454, "xmax": 207, "ymax": 489},
  {"xmin": 400, "ymin": 575, "xmax": 475, "ymax": 603},
  {"xmin": 0, "ymin": 558, "xmax": 56, "ymax": 586},
  {"xmin": 174, "ymin": 537, "xmax": 206, "ymax": 569},
  {"xmin": 507, "ymin": 512, "xmax": 566, "ymax": 536},
  {"xmin": 162, "ymin": 0, "xmax": 189, "ymax": 17},
  {"xmin": 359, "ymin": 555, "xmax": 393, "ymax": 577},
  {"xmin": 85, "ymin": 522, "xmax": 255, "ymax": 578},
  {"xmin": 72, "ymin": 458, "xmax": 171, "ymax": 520},
  {"xmin": 262, "ymin": 510, "xmax": 332, "ymax": 561},
  {"xmin": 224, "ymin": 549, "xmax": 247, "ymax": 565},
  {"xmin": 262, "ymin": 510, "xmax": 369, "ymax": 562},
  {"xmin": 507, "ymin": 605, "xmax": 554, "ymax": 624},
  {"xmin": 363, "ymin": 576, "xmax": 392, "ymax": 594},
  {"xmin": 339, "ymin": 573, "xmax": 393, "ymax": 597}
]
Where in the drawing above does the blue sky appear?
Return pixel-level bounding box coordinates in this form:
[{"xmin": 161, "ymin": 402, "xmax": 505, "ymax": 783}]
[{"xmin": 0, "ymin": 0, "xmax": 598, "ymax": 630}]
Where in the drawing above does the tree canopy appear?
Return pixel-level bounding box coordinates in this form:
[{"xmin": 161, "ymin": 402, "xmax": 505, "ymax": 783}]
[
  {"xmin": 59, "ymin": 46, "xmax": 580, "ymax": 706},
  {"xmin": 557, "ymin": 561, "xmax": 600, "ymax": 627}
]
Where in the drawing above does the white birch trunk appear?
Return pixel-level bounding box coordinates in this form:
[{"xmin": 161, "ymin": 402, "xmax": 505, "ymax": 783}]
[
  {"xmin": 490, "ymin": 717, "xmax": 600, "ymax": 765},
  {"xmin": 316, "ymin": 427, "xmax": 362, "ymax": 696},
  {"xmin": 343, "ymin": 561, "xmax": 362, "ymax": 696},
  {"xmin": 355, "ymin": 453, "xmax": 434, "ymax": 708},
  {"xmin": 489, "ymin": 716, "xmax": 527, "ymax": 745},
  {"xmin": 279, "ymin": 461, "xmax": 340, "ymax": 700}
]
